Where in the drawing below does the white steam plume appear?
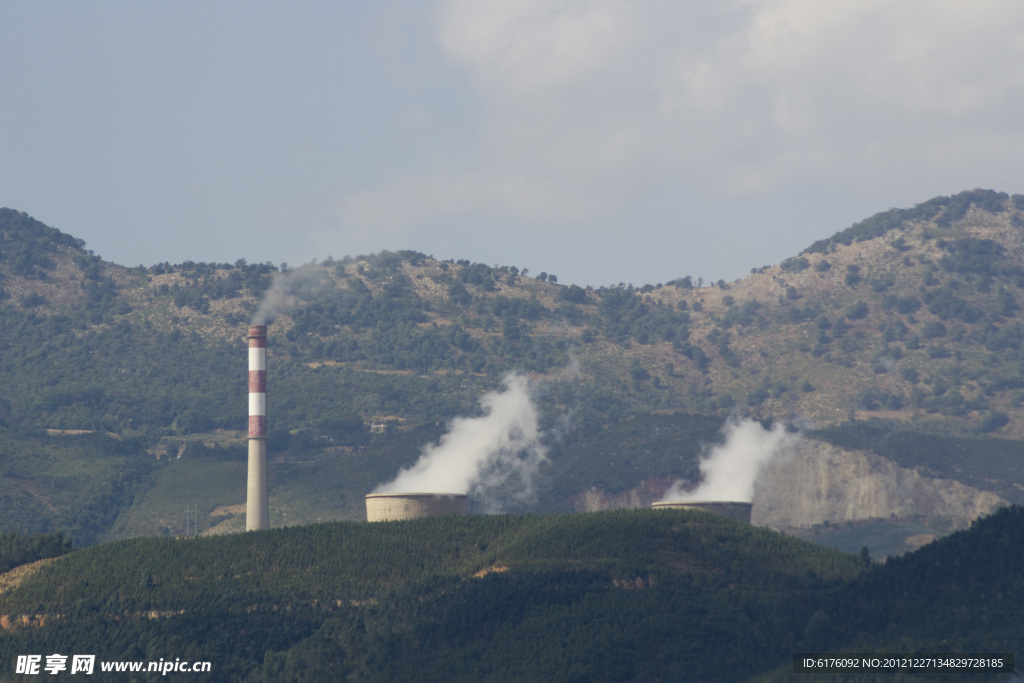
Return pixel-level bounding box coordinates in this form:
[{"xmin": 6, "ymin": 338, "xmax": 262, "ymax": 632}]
[
  {"xmin": 374, "ymin": 373, "xmax": 547, "ymax": 510},
  {"xmin": 659, "ymin": 417, "xmax": 798, "ymax": 503},
  {"xmin": 252, "ymin": 264, "xmax": 331, "ymax": 325}
]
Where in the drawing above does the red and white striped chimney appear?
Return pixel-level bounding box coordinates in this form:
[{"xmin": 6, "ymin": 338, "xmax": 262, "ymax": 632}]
[
  {"xmin": 246, "ymin": 324, "xmax": 269, "ymax": 530},
  {"xmin": 248, "ymin": 325, "xmax": 267, "ymax": 439}
]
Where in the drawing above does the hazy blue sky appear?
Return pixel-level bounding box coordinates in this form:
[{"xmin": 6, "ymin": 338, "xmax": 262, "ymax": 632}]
[{"xmin": 3, "ymin": 1, "xmax": 1024, "ymax": 287}]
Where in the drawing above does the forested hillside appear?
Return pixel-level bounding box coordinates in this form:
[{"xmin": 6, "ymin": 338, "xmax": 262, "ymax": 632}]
[
  {"xmin": 1, "ymin": 191, "xmax": 1024, "ymax": 546},
  {"xmin": 0, "ymin": 507, "xmax": 1018, "ymax": 682},
  {"xmin": 0, "ymin": 510, "xmax": 871, "ymax": 682}
]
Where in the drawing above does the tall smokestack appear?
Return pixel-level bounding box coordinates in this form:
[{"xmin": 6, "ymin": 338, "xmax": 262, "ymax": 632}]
[{"xmin": 246, "ymin": 325, "xmax": 269, "ymax": 531}]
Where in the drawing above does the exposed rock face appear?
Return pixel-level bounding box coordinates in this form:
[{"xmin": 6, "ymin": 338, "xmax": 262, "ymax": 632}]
[
  {"xmin": 573, "ymin": 438, "xmax": 1005, "ymax": 535},
  {"xmin": 752, "ymin": 438, "xmax": 1006, "ymax": 529},
  {"xmin": 573, "ymin": 478, "xmax": 674, "ymax": 512}
]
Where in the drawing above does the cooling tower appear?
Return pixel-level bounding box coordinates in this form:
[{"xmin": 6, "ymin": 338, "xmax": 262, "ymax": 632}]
[
  {"xmin": 365, "ymin": 493, "xmax": 468, "ymax": 522},
  {"xmin": 246, "ymin": 325, "xmax": 269, "ymax": 531},
  {"xmin": 651, "ymin": 501, "xmax": 753, "ymax": 524}
]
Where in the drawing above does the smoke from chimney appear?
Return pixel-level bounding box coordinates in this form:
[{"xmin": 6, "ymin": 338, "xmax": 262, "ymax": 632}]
[
  {"xmin": 659, "ymin": 417, "xmax": 798, "ymax": 504},
  {"xmin": 252, "ymin": 265, "xmax": 330, "ymax": 325},
  {"xmin": 373, "ymin": 373, "xmax": 547, "ymax": 512}
]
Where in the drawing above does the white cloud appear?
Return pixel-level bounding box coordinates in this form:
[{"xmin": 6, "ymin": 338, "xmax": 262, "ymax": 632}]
[
  {"xmin": 436, "ymin": 0, "xmax": 639, "ymax": 92},
  {"xmin": 341, "ymin": 0, "xmax": 1024, "ymax": 246}
]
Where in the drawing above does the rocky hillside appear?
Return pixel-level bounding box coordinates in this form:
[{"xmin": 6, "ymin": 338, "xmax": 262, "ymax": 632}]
[
  {"xmin": 1, "ymin": 191, "xmax": 1023, "ymax": 552},
  {"xmin": 5, "ymin": 190, "xmax": 1024, "ymax": 435},
  {"xmin": 757, "ymin": 438, "xmax": 1005, "ymax": 528}
]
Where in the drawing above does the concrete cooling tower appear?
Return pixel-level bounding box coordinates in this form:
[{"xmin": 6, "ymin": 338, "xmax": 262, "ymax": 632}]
[
  {"xmin": 651, "ymin": 501, "xmax": 753, "ymax": 524},
  {"xmin": 365, "ymin": 493, "xmax": 468, "ymax": 522}
]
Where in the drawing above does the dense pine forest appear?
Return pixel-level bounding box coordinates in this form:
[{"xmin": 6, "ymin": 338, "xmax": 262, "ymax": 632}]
[{"xmin": 0, "ymin": 507, "xmax": 1019, "ymax": 681}]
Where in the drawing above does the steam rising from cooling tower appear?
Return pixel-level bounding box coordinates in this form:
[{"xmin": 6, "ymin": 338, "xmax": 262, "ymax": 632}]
[
  {"xmin": 658, "ymin": 417, "xmax": 798, "ymax": 505},
  {"xmin": 373, "ymin": 373, "xmax": 547, "ymax": 513}
]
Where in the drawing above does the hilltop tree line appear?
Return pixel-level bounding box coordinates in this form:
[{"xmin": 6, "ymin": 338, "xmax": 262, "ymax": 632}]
[{"xmin": 0, "ymin": 531, "xmax": 72, "ymax": 573}]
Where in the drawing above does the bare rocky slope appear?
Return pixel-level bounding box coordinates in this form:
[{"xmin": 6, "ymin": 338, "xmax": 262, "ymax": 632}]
[{"xmin": 753, "ymin": 438, "xmax": 1006, "ymax": 528}]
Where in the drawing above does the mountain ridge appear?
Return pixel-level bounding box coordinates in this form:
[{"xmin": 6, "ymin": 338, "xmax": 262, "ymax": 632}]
[{"xmin": 1, "ymin": 191, "xmax": 1023, "ymax": 549}]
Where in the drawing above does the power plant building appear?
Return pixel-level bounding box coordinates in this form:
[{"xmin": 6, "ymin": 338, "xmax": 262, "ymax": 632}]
[{"xmin": 365, "ymin": 493, "xmax": 468, "ymax": 522}]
